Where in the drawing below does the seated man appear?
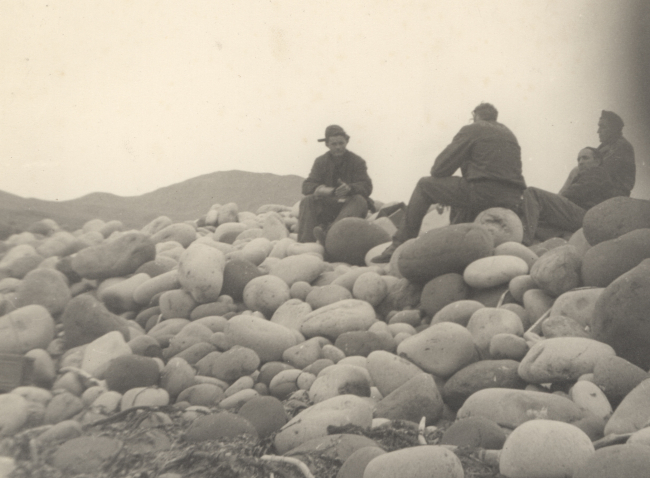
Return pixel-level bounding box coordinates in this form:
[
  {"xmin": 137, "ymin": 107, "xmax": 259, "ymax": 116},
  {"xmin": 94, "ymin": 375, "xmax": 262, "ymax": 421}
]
[
  {"xmin": 559, "ymin": 110, "xmax": 635, "ymax": 198},
  {"xmin": 297, "ymin": 125, "xmax": 374, "ymax": 243},
  {"xmin": 372, "ymin": 103, "xmax": 526, "ymax": 263},
  {"xmin": 521, "ymin": 147, "xmax": 617, "ymax": 245}
]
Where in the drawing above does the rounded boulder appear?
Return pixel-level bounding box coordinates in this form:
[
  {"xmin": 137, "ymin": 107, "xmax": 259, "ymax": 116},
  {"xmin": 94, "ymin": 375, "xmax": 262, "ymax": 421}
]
[{"xmin": 325, "ymin": 218, "xmax": 390, "ymax": 266}]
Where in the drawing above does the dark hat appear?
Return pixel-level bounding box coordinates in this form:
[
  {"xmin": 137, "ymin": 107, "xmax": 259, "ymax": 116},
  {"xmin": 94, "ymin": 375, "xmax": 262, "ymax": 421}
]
[
  {"xmin": 318, "ymin": 125, "xmax": 349, "ymax": 142},
  {"xmin": 600, "ymin": 110, "xmax": 624, "ymax": 130}
]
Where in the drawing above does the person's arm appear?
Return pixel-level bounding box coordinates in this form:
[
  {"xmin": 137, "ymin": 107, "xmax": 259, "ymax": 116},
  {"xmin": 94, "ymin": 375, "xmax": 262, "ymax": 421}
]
[
  {"xmin": 343, "ymin": 157, "xmax": 373, "ymax": 197},
  {"xmin": 431, "ymin": 127, "xmax": 474, "ymax": 177},
  {"xmin": 302, "ymin": 157, "xmax": 331, "ymax": 196},
  {"xmin": 558, "ymin": 166, "xmax": 579, "ymax": 197}
]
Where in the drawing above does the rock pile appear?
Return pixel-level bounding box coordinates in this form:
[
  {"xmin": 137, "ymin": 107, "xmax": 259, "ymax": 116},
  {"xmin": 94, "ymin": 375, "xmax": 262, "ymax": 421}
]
[{"xmin": 0, "ymin": 196, "xmax": 649, "ymax": 477}]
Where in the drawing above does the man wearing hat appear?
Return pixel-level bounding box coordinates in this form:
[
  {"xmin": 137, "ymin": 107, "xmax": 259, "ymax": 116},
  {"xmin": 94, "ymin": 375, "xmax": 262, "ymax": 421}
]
[
  {"xmin": 372, "ymin": 102, "xmax": 526, "ymax": 263},
  {"xmin": 559, "ymin": 110, "xmax": 635, "ymax": 197},
  {"xmin": 297, "ymin": 125, "xmax": 374, "ymax": 243}
]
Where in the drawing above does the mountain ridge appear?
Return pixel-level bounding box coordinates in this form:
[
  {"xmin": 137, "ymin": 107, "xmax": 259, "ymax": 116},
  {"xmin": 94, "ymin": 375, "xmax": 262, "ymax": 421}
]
[{"xmin": 0, "ymin": 170, "xmax": 305, "ymax": 237}]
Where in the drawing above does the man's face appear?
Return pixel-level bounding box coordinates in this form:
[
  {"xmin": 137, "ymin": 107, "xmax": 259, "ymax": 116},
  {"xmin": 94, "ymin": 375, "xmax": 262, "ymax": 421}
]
[
  {"xmin": 597, "ymin": 119, "xmax": 617, "ymax": 144},
  {"xmin": 326, "ymin": 135, "xmax": 348, "ymax": 157},
  {"xmin": 577, "ymin": 148, "xmax": 600, "ymax": 171}
]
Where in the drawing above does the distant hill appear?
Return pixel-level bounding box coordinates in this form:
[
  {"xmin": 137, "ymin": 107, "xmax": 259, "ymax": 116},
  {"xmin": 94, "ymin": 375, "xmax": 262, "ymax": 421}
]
[{"xmin": 0, "ymin": 170, "xmax": 305, "ymax": 237}]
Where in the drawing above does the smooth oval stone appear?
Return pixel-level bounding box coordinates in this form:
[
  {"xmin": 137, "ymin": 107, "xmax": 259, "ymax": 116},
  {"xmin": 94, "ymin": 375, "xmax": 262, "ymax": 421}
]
[
  {"xmin": 306, "ymin": 284, "xmax": 353, "ymax": 309},
  {"xmin": 104, "ymin": 354, "xmax": 160, "ymax": 393},
  {"xmin": 224, "ymin": 314, "xmax": 298, "ymax": 363},
  {"xmin": 81, "ymin": 330, "xmax": 132, "ymax": 378},
  {"xmin": 147, "ymin": 318, "xmax": 190, "ymax": 343},
  {"xmin": 443, "ymin": 359, "xmax": 527, "ymax": 410},
  {"xmin": 141, "ymin": 215, "xmax": 173, "ymax": 236},
  {"xmin": 178, "ymin": 243, "xmax": 226, "ymax": 304},
  {"xmin": 0, "ymin": 393, "xmax": 30, "ymax": 437},
  {"xmin": 489, "ymin": 333, "xmax": 529, "ymax": 361},
  {"xmin": 530, "ymin": 244, "xmax": 583, "ymax": 297},
  {"xmin": 325, "ymin": 218, "xmax": 390, "ymax": 266},
  {"xmin": 100, "ymin": 273, "xmax": 150, "ymax": 314},
  {"xmin": 519, "ymin": 337, "xmax": 615, "ymax": 384},
  {"xmin": 365, "ymin": 350, "xmax": 424, "ymax": 397},
  {"xmin": 238, "ymin": 237, "xmax": 273, "ymax": 266},
  {"xmin": 363, "ymin": 445, "xmax": 464, "ymax": 478},
  {"xmin": 177, "ymin": 383, "xmax": 224, "ymax": 407},
  {"xmin": 592, "ymin": 356, "xmax": 649, "ymax": 408},
  {"xmin": 375, "ymin": 277, "xmax": 422, "ymax": 319},
  {"xmin": 495, "ymin": 241, "xmax": 539, "ymax": 269},
  {"xmin": 582, "ymin": 228, "xmax": 650, "ymax": 287},
  {"xmin": 388, "ymin": 309, "xmax": 422, "ymax": 327},
  {"xmin": 398, "ymin": 223, "xmax": 494, "ymax": 283},
  {"xmin": 0, "ymin": 244, "xmax": 43, "ymax": 279},
  {"xmin": 499, "ymin": 419, "xmax": 594, "ymax": 478},
  {"xmin": 44, "ymin": 391, "xmax": 84, "ymax": 424},
  {"xmin": 541, "ymin": 315, "xmax": 590, "ymax": 338},
  {"xmin": 474, "ymin": 207, "xmax": 524, "ymax": 246},
  {"xmin": 150, "ymin": 223, "xmax": 196, "ymax": 247},
  {"xmin": 549, "ymin": 288, "xmax": 603, "ymax": 328},
  {"xmin": 243, "ymin": 275, "xmax": 291, "ymax": 319},
  {"xmin": 374, "ymin": 373, "xmax": 444, "ymax": 424},
  {"xmin": 237, "ymin": 395, "xmax": 287, "ymax": 438},
  {"xmin": 158, "ymin": 289, "xmax": 197, "ymax": 320},
  {"xmin": 574, "ymin": 444, "xmax": 650, "ymax": 478},
  {"xmin": 120, "ymin": 387, "xmax": 170, "ymax": 410},
  {"xmin": 582, "ymin": 196, "xmax": 650, "ymax": 246},
  {"xmin": 466, "ymin": 307, "xmax": 524, "ymax": 359},
  {"xmin": 260, "ymin": 212, "xmax": 288, "ymax": 241},
  {"xmin": 219, "ymin": 388, "xmax": 259, "ymax": 409},
  {"xmin": 269, "ymin": 253, "xmax": 326, "ymax": 286},
  {"xmin": 218, "ymin": 259, "xmax": 261, "ymax": 302},
  {"xmin": 457, "ymin": 388, "xmax": 588, "ymax": 430},
  {"xmin": 185, "ymin": 411, "xmax": 257, "ymax": 442},
  {"xmin": 309, "ymin": 364, "xmax": 371, "ymax": 403},
  {"xmin": 591, "ymin": 259, "xmax": 650, "ymax": 370},
  {"xmin": 51, "ymin": 436, "xmax": 122, "ymax": 475},
  {"xmin": 464, "ymin": 255, "xmax": 529, "ymax": 289},
  {"xmin": 430, "ymin": 300, "xmax": 483, "ymax": 327},
  {"xmin": 352, "ymin": 271, "xmax": 388, "ymax": 307},
  {"xmin": 274, "ymin": 394, "xmax": 373, "ymax": 454},
  {"xmin": 522, "ymin": 288, "xmax": 555, "ymax": 323},
  {"xmin": 420, "ymin": 273, "xmax": 469, "ymax": 318},
  {"xmin": 300, "ymin": 299, "xmax": 377, "ymax": 341},
  {"xmin": 397, "ymin": 322, "xmax": 477, "ymax": 378},
  {"xmin": 24, "ymin": 348, "xmax": 57, "ymax": 388},
  {"xmin": 165, "ymin": 321, "xmax": 213, "ymax": 356},
  {"xmin": 569, "ymin": 380, "xmax": 612, "ymax": 421},
  {"xmin": 15, "ymin": 268, "xmax": 71, "ymax": 317},
  {"xmin": 0, "ymin": 304, "xmax": 55, "ymax": 354},
  {"xmin": 508, "ymin": 274, "xmax": 537, "ymax": 303},
  {"xmin": 269, "ymin": 369, "xmax": 301, "ymax": 400},
  {"xmin": 287, "ymin": 433, "xmax": 381, "ymax": 467},
  {"xmin": 133, "ymin": 270, "xmax": 180, "ymax": 307},
  {"xmin": 71, "ymin": 232, "xmax": 155, "ymax": 280},
  {"xmin": 604, "ymin": 377, "xmax": 650, "ymax": 435},
  {"xmin": 440, "ymin": 416, "xmax": 506, "ymax": 449},
  {"xmin": 271, "ymin": 299, "xmax": 313, "ymax": 331},
  {"xmin": 337, "ymin": 446, "xmax": 386, "ymax": 478},
  {"xmin": 61, "ymin": 293, "xmax": 129, "ymax": 348},
  {"xmin": 628, "ymin": 427, "xmax": 650, "ymax": 446},
  {"xmin": 207, "ymin": 346, "xmax": 260, "ymax": 384}
]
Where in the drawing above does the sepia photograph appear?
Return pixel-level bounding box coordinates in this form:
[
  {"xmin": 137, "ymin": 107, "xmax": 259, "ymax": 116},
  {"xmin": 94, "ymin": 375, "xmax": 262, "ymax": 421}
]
[{"xmin": 1, "ymin": 1, "xmax": 649, "ymax": 477}]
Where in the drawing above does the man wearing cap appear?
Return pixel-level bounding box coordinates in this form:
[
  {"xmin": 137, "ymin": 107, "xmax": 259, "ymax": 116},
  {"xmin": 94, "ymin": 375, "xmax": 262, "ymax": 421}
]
[
  {"xmin": 559, "ymin": 110, "xmax": 635, "ymax": 197},
  {"xmin": 297, "ymin": 125, "xmax": 374, "ymax": 243},
  {"xmin": 372, "ymin": 103, "xmax": 526, "ymax": 263}
]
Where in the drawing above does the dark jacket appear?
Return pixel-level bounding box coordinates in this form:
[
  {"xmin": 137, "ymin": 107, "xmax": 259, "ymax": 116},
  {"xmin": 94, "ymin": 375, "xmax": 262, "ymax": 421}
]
[
  {"xmin": 561, "ymin": 166, "xmax": 617, "ymax": 210},
  {"xmin": 302, "ymin": 150, "xmax": 373, "ymax": 202},
  {"xmin": 597, "ymin": 135, "xmax": 635, "ymax": 197},
  {"xmin": 431, "ymin": 120, "xmax": 527, "ymax": 190}
]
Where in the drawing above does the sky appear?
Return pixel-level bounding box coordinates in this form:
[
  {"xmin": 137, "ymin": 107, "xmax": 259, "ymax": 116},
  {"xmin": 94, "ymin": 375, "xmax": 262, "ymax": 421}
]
[{"xmin": 1, "ymin": 0, "xmax": 649, "ymax": 204}]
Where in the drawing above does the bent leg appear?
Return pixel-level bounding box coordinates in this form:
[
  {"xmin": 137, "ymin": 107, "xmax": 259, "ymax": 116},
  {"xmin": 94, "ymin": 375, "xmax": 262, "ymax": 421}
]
[
  {"xmin": 394, "ymin": 176, "xmax": 472, "ymax": 243},
  {"xmin": 521, "ymin": 187, "xmax": 585, "ymax": 245},
  {"xmin": 334, "ymin": 194, "xmax": 369, "ymax": 222},
  {"xmin": 297, "ymin": 195, "xmax": 323, "ymax": 243}
]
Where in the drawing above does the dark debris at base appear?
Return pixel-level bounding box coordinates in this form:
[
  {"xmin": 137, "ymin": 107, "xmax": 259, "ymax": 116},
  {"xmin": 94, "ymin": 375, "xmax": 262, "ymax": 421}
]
[{"xmin": 4, "ymin": 405, "xmax": 505, "ymax": 478}]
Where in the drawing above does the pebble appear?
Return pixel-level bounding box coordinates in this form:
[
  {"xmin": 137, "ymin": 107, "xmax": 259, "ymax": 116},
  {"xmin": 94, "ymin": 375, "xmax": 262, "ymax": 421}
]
[
  {"xmin": 224, "ymin": 314, "xmax": 298, "ymax": 362},
  {"xmin": 573, "ymin": 443, "xmax": 650, "ymax": 478},
  {"xmin": 337, "ymin": 446, "xmax": 386, "ymax": 478},
  {"xmin": 420, "ymin": 273, "xmax": 469, "ymax": 318},
  {"xmin": 466, "ymin": 307, "xmax": 524, "ymax": 358},
  {"xmin": 300, "ymin": 299, "xmax": 376, "ymax": 341},
  {"xmin": 374, "ymin": 373, "xmax": 444, "ymax": 424},
  {"xmin": 464, "ymin": 255, "xmax": 529, "ymax": 289},
  {"xmin": 61, "ymin": 294, "xmax": 129, "ymax": 348},
  {"xmin": 430, "ymin": 299, "xmax": 483, "ymax": 327},
  {"xmin": 530, "ymin": 244, "xmax": 582, "ymax": 297},
  {"xmin": 499, "ymin": 419, "xmax": 595, "ymax": 478},
  {"xmin": 237, "ymin": 395, "xmax": 287, "ymax": 438},
  {"xmin": 549, "ymin": 288, "xmax": 603, "ymax": 328},
  {"xmin": 0, "ymin": 304, "xmax": 55, "ymax": 354},
  {"xmin": 309, "ymin": 364, "xmax": 371, "ymax": 403},
  {"xmin": 103, "ymin": 354, "xmax": 160, "ymax": 393},
  {"xmin": 592, "ymin": 355, "xmax": 649, "ymax": 407},
  {"xmin": 440, "ymin": 416, "xmax": 506, "ymax": 449},
  {"xmin": 603, "ymin": 377, "xmax": 650, "ymax": 435},
  {"xmin": 0, "ymin": 393, "xmax": 29, "ymax": 437},
  {"xmin": 396, "ymin": 322, "xmax": 477, "ymax": 378},
  {"xmin": 269, "ymin": 253, "xmax": 326, "ymax": 286},
  {"xmin": 51, "ymin": 436, "xmax": 123, "ymax": 475},
  {"xmin": 363, "ymin": 445, "xmax": 464, "ymax": 478},
  {"xmin": 325, "ymin": 218, "xmax": 390, "ymax": 266},
  {"xmin": 366, "ymin": 350, "xmax": 425, "ymax": 397},
  {"xmin": 582, "ymin": 196, "xmax": 650, "ymax": 245},
  {"xmin": 185, "ymin": 411, "xmax": 258, "ymax": 442},
  {"xmin": 15, "ymin": 268, "xmax": 71, "ymax": 316}
]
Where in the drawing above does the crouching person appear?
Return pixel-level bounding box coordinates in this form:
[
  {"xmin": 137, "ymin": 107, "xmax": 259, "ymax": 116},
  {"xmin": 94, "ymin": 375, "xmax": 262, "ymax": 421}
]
[{"xmin": 297, "ymin": 125, "xmax": 374, "ymax": 243}]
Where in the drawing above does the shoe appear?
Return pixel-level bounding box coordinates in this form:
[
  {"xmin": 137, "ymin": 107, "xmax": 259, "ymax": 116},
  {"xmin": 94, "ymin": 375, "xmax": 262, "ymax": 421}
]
[
  {"xmin": 371, "ymin": 243, "xmax": 397, "ymax": 263},
  {"xmin": 313, "ymin": 226, "xmax": 327, "ymax": 246}
]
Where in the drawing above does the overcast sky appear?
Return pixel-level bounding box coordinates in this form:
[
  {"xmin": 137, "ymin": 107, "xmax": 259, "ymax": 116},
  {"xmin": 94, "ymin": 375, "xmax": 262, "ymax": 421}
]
[{"xmin": 1, "ymin": 0, "xmax": 648, "ymax": 205}]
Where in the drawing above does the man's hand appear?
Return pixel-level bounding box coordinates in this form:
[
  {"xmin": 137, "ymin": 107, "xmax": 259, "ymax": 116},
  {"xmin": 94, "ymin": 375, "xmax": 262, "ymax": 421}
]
[
  {"xmin": 314, "ymin": 185, "xmax": 335, "ymax": 197},
  {"xmin": 334, "ymin": 182, "xmax": 351, "ymax": 199}
]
